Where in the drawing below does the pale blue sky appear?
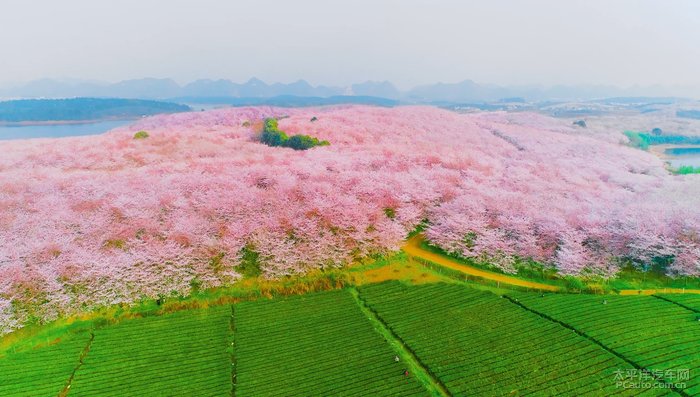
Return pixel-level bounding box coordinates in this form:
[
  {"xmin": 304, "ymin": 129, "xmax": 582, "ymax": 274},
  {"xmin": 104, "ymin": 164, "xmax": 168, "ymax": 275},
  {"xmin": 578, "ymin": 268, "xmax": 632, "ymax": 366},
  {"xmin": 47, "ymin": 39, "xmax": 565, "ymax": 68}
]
[{"xmin": 0, "ymin": 0, "xmax": 698, "ymax": 89}]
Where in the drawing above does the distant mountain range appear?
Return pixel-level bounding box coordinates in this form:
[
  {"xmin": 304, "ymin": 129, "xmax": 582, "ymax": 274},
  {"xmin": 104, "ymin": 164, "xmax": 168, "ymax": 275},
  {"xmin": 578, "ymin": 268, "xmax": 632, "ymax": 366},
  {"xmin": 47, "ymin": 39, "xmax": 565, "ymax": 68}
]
[
  {"xmin": 1, "ymin": 77, "xmax": 699, "ymax": 103},
  {"xmin": 177, "ymin": 95, "xmax": 398, "ymax": 108}
]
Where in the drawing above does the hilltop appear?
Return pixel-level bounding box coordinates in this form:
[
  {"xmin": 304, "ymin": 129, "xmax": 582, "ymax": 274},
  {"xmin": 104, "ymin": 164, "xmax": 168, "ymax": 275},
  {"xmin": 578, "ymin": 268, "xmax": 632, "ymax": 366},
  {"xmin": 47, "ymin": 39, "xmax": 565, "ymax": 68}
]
[{"xmin": 0, "ymin": 105, "xmax": 698, "ymax": 335}]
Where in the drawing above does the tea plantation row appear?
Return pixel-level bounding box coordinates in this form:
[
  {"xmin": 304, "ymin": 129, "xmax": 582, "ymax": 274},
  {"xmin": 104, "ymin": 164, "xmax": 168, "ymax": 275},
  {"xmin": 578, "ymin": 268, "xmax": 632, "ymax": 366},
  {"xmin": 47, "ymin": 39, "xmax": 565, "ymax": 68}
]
[{"xmin": 1, "ymin": 282, "xmax": 698, "ymax": 396}]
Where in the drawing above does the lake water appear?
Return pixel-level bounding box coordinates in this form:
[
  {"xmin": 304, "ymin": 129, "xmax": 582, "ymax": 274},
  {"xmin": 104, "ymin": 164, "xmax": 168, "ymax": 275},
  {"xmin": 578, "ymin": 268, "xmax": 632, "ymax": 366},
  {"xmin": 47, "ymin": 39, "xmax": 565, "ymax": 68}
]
[
  {"xmin": 0, "ymin": 119, "xmax": 134, "ymax": 140},
  {"xmin": 664, "ymin": 146, "xmax": 700, "ymax": 168}
]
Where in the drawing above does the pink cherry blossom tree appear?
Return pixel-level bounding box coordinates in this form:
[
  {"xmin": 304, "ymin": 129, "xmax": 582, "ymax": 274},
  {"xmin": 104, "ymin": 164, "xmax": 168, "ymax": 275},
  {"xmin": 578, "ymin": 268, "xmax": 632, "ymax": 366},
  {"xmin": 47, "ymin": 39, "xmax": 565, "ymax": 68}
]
[{"xmin": 0, "ymin": 105, "xmax": 698, "ymax": 334}]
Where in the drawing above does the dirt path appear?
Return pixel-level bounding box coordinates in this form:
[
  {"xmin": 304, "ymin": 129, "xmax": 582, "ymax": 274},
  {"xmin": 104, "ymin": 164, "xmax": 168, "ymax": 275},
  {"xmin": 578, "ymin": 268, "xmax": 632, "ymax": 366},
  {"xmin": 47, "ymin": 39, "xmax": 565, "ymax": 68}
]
[
  {"xmin": 403, "ymin": 234, "xmax": 560, "ymax": 292},
  {"xmin": 404, "ymin": 234, "xmax": 700, "ymax": 295}
]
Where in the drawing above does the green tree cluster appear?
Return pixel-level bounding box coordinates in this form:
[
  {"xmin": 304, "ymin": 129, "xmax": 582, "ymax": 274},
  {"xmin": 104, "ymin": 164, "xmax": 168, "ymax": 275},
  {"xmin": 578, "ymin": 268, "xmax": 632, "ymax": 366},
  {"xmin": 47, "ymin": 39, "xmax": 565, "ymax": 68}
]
[
  {"xmin": 676, "ymin": 165, "xmax": 700, "ymax": 175},
  {"xmin": 133, "ymin": 130, "xmax": 149, "ymax": 139},
  {"xmin": 260, "ymin": 118, "xmax": 329, "ymax": 150},
  {"xmin": 624, "ymin": 131, "xmax": 700, "ymax": 150}
]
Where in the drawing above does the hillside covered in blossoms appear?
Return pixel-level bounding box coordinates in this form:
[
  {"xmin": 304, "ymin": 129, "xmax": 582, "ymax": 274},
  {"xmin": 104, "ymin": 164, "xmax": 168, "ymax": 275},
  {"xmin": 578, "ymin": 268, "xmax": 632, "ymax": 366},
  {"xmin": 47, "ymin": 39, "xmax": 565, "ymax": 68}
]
[{"xmin": 1, "ymin": 105, "xmax": 699, "ymax": 334}]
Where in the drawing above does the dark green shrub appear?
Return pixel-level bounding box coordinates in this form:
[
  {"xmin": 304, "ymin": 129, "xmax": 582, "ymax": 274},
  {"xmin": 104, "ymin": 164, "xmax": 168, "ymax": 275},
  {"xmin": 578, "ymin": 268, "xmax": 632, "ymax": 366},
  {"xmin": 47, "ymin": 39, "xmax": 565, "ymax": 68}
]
[
  {"xmin": 260, "ymin": 117, "xmax": 328, "ymax": 150},
  {"xmin": 189, "ymin": 277, "xmax": 202, "ymax": 294},
  {"xmin": 383, "ymin": 207, "xmax": 396, "ymax": 219},
  {"xmin": 238, "ymin": 244, "xmax": 262, "ymax": 278},
  {"xmin": 261, "ymin": 129, "xmax": 289, "ymax": 146},
  {"xmin": 286, "ymin": 134, "xmax": 323, "ymax": 150},
  {"xmin": 463, "ymin": 231, "xmax": 478, "ymax": 250}
]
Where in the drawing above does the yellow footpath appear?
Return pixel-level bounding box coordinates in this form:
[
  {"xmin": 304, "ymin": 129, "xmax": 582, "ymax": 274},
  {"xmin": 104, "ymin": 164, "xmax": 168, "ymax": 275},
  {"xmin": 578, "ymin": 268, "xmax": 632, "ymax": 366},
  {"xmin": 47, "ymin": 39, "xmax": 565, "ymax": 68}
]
[
  {"xmin": 404, "ymin": 235, "xmax": 700, "ymax": 295},
  {"xmin": 403, "ymin": 234, "xmax": 560, "ymax": 292}
]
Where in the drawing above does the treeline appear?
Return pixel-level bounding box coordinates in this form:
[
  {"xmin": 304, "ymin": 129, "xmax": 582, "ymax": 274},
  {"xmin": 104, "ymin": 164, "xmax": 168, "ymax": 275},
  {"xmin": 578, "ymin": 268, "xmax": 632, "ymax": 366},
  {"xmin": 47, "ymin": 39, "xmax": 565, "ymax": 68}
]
[
  {"xmin": 624, "ymin": 131, "xmax": 700, "ymax": 150},
  {"xmin": 260, "ymin": 118, "xmax": 329, "ymax": 150},
  {"xmin": 676, "ymin": 165, "xmax": 700, "ymax": 175},
  {"xmin": 0, "ymin": 98, "xmax": 190, "ymax": 122}
]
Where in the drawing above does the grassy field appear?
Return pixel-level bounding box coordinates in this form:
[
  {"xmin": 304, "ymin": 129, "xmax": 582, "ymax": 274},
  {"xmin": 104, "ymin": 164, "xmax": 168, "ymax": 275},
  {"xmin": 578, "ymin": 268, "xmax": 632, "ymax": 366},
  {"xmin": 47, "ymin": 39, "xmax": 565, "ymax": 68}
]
[
  {"xmin": 657, "ymin": 294, "xmax": 700, "ymax": 312},
  {"xmin": 234, "ymin": 290, "xmax": 428, "ymax": 396},
  {"xmin": 69, "ymin": 307, "xmax": 232, "ymax": 396},
  {"xmin": 511, "ymin": 293, "xmax": 700, "ymax": 395},
  {"xmin": 2, "ymin": 272, "xmax": 700, "ymax": 396},
  {"xmin": 358, "ymin": 282, "xmax": 665, "ymax": 396},
  {"xmin": 0, "ymin": 329, "xmax": 91, "ymax": 396}
]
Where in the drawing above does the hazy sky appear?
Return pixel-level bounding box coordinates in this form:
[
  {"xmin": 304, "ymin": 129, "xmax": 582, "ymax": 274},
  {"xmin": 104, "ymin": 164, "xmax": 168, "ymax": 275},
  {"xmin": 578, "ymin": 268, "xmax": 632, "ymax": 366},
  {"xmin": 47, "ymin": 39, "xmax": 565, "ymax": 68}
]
[{"xmin": 1, "ymin": 0, "xmax": 699, "ymax": 89}]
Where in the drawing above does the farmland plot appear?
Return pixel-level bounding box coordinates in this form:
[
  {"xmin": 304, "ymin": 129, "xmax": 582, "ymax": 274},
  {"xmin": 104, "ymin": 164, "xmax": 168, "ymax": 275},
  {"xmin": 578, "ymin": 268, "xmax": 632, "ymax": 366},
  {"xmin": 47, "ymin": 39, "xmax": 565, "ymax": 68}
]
[
  {"xmin": 359, "ymin": 282, "xmax": 671, "ymax": 396},
  {"xmin": 514, "ymin": 293, "xmax": 700, "ymax": 395},
  {"xmin": 0, "ymin": 329, "xmax": 91, "ymax": 397},
  {"xmin": 234, "ymin": 290, "xmax": 428, "ymax": 396},
  {"xmin": 657, "ymin": 294, "xmax": 700, "ymax": 312},
  {"xmin": 69, "ymin": 307, "xmax": 232, "ymax": 397}
]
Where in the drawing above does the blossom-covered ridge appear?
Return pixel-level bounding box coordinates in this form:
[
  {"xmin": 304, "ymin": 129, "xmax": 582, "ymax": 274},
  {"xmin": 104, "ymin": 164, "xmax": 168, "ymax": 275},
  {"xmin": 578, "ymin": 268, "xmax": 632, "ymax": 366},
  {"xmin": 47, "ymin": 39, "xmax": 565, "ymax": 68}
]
[{"xmin": 0, "ymin": 105, "xmax": 698, "ymax": 334}]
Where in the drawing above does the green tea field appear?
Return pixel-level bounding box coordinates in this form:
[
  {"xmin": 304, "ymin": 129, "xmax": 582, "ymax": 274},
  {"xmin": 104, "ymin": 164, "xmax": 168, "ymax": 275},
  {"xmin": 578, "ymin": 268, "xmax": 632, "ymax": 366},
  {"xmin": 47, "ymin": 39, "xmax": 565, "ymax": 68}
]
[
  {"xmin": 69, "ymin": 307, "xmax": 233, "ymax": 397},
  {"xmin": 234, "ymin": 290, "xmax": 427, "ymax": 396},
  {"xmin": 511, "ymin": 292, "xmax": 700, "ymax": 395},
  {"xmin": 1, "ymin": 281, "xmax": 698, "ymax": 396}
]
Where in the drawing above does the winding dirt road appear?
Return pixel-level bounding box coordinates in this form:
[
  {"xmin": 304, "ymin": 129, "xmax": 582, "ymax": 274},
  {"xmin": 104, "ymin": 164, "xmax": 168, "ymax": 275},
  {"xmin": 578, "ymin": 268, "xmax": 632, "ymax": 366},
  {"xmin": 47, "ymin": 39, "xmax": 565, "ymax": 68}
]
[
  {"xmin": 402, "ymin": 234, "xmax": 561, "ymax": 292},
  {"xmin": 404, "ymin": 234, "xmax": 700, "ymax": 295}
]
